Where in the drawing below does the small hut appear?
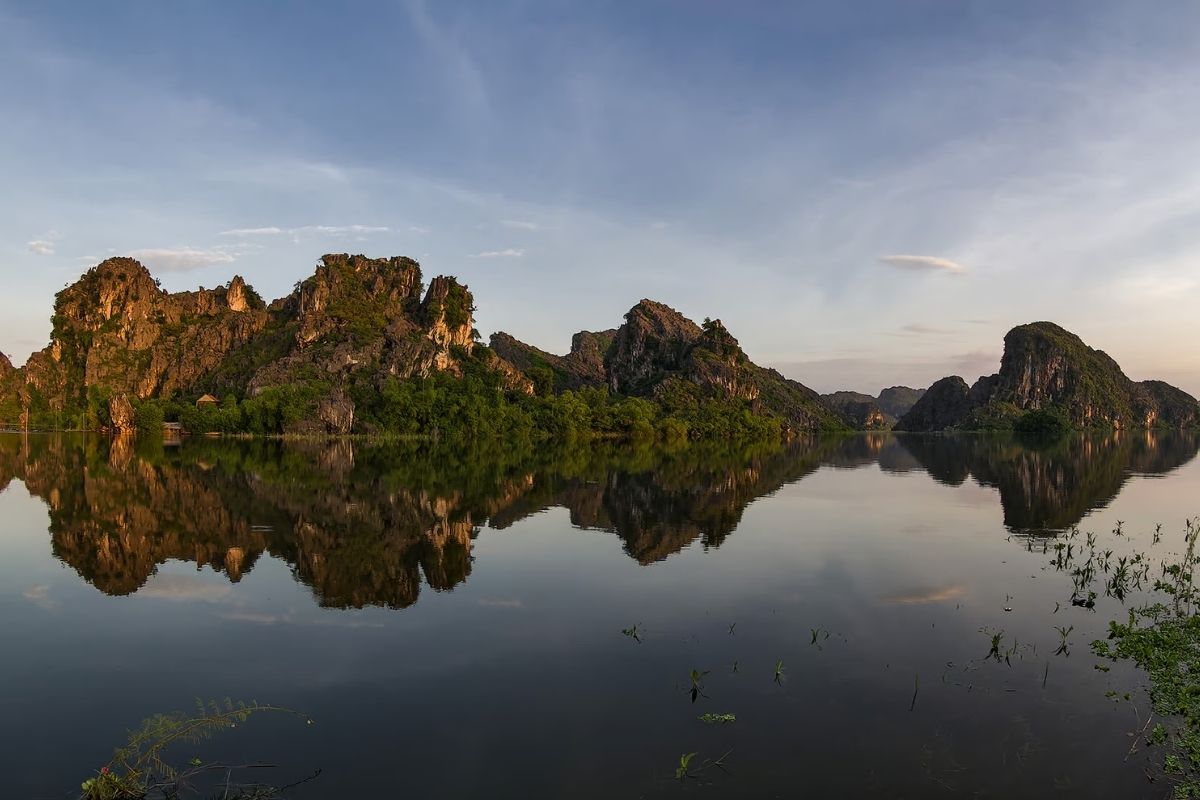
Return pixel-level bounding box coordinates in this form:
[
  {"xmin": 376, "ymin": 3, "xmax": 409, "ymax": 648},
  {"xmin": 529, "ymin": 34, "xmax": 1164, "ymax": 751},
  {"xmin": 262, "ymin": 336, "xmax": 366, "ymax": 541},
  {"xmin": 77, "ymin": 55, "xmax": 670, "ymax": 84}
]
[{"xmin": 196, "ymin": 394, "xmax": 219, "ymax": 408}]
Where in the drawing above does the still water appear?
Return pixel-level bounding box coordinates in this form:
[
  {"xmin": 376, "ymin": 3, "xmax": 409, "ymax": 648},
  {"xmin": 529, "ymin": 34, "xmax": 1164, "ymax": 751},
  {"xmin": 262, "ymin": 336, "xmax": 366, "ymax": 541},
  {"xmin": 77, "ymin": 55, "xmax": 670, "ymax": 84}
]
[{"xmin": 1, "ymin": 431, "xmax": 1197, "ymax": 798}]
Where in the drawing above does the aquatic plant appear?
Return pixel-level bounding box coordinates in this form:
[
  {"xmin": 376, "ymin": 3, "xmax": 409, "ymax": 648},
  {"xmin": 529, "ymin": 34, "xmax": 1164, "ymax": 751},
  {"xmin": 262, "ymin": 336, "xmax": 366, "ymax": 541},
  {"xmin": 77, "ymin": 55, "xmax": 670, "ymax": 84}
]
[
  {"xmin": 1054, "ymin": 625, "xmax": 1074, "ymax": 656},
  {"xmin": 688, "ymin": 669, "xmax": 711, "ymax": 703},
  {"xmin": 773, "ymin": 660, "xmax": 786, "ymax": 685},
  {"xmin": 621, "ymin": 624, "xmax": 643, "ymax": 643},
  {"xmin": 698, "ymin": 713, "xmax": 736, "ymax": 725},
  {"xmin": 673, "ymin": 749, "xmax": 732, "ymax": 782},
  {"xmin": 80, "ymin": 699, "xmax": 313, "ymax": 800}
]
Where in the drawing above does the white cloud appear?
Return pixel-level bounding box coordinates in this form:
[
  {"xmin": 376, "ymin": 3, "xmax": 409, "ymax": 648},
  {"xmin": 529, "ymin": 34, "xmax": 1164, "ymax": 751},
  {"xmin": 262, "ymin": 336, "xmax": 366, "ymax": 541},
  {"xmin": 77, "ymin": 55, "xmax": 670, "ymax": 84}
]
[
  {"xmin": 218, "ymin": 226, "xmax": 283, "ymax": 236},
  {"xmin": 878, "ymin": 255, "xmax": 967, "ymax": 274},
  {"xmin": 127, "ymin": 247, "xmax": 236, "ymax": 272},
  {"xmin": 900, "ymin": 323, "xmax": 952, "ymax": 335},
  {"xmin": 409, "ymin": 225, "xmax": 431, "ymax": 234},
  {"xmin": 471, "ymin": 248, "xmax": 525, "ymax": 258},
  {"xmin": 303, "ymin": 224, "xmax": 389, "ymax": 236},
  {"xmin": 27, "ymin": 239, "xmax": 55, "ymax": 255},
  {"xmin": 218, "ymin": 224, "xmax": 389, "ymax": 238},
  {"xmin": 501, "ymin": 219, "xmax": 541, "ymax": 230}
]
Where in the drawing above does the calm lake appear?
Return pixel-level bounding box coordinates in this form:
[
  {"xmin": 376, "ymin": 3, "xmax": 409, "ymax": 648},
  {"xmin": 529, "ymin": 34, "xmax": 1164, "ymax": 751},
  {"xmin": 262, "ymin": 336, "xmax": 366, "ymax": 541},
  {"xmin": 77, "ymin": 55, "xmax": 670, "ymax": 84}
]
[{"xmin": 1, "ymin": 431, "xmax": 1197, "ymax": 798}]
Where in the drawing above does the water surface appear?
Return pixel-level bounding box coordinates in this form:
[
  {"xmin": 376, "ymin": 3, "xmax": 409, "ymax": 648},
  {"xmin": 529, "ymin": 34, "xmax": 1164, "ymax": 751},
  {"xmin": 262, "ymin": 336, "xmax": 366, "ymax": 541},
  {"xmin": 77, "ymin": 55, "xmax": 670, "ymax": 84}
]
[{"xmin": 1, "ymin": 431, "xmax": 1197, "ymax": 798}]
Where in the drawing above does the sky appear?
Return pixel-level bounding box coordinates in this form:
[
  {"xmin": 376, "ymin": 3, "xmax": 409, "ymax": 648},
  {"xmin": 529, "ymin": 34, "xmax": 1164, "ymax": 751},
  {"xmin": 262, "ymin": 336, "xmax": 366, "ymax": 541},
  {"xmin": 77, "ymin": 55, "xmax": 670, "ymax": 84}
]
[{"xmin": 2, "ymin": 1, "xmax": 1200, "ymax": 396}]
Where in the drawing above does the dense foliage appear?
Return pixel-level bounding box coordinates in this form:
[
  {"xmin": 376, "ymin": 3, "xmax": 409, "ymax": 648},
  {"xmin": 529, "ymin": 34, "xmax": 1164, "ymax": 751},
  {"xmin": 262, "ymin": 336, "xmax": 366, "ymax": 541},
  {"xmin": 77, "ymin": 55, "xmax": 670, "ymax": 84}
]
[{"xmin": 124, "ymin": 350, "xmax": 787, "ymax": 443}]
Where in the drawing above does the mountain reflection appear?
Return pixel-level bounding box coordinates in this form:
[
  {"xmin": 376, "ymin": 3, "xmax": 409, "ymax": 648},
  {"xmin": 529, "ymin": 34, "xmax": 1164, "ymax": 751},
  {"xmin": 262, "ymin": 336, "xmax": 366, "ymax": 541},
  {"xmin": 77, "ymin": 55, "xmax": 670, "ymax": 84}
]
[{"xmin": 0, "ymin": 429, "xmax": 1194, "ymax": 607}]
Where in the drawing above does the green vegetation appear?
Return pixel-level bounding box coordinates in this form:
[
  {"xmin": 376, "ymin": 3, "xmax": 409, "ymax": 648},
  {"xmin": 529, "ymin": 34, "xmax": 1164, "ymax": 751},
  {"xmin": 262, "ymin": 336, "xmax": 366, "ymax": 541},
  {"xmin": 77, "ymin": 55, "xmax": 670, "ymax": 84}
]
[
  {"xmin": 121, "ymin": 351, "xmax": 791, "ymax": 443},
  {"xmin": 1087, "ymin": 518, "xmax": 1200, "ymax": 797},
  {"xmin": 80, "ymin": 699, "xmax": 312, "ymax": 799},
  {"xmin": 1015, "ymin": 406, "xmax": 1072, "ymax": 438}
]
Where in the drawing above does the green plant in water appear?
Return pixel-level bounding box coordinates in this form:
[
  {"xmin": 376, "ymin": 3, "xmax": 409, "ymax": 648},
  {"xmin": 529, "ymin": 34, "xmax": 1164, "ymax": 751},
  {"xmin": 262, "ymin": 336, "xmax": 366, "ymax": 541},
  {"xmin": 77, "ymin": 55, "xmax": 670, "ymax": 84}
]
[
  {"xmin": 80, "ymin": 699, "xmax": 313, "ymax": 800},
  {"xmin": 1054, "ymin": 625, "xmax": 1074, "ymax": 656},
  {"xmin": 621, "ymin": 624, "xmax": 643, "ymax": 643},
  {"xmin": 674, "ymin": 752, "xmax": 697, "ymax": 782},
  {"xmin": 673, "ymin": 749, "xmax": 732, "ymax": 782},
  {"xmin": 688, "ymin": 669, "xmax": 711, "ymax": 703},
  {"xmin": 773, "ymin": 659, "xmax": 786, "ymax": 685},
  {"xmin": 698, "ymin": 713, "xmax": 736, "ymax": 724}
]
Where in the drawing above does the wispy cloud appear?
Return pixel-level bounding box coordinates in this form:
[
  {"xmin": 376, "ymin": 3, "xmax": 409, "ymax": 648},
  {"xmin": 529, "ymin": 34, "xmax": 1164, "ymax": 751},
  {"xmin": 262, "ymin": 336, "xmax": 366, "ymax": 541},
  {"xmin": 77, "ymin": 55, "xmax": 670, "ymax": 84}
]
[
  {"xmin": 501, "ymin": 219, "xmax": 542, "ymax": 231},
  {"xmin": 26, "ymin": 239, "xmax": 55, "ymax": 255},
  {"xmin": 878, "ymin": 255, "xmax": 967, "ymax": 274},
  {"xmin": 900, "ymin": 323, "xmax": 952, "ymax": 335},
  {"xmin": 218, "ymin": 226, "xmax": 283, "ymax": 236},
  {"xmin": 127, "ymin": 247, "xmax": 236, "ymax": 272},
  {"xmin": 219, "ymin": 224, "xmax": 389, "ymax": 238},
  {"xmin": 471, "ymin": 248, "xmax": 524, "ymax": 258}
]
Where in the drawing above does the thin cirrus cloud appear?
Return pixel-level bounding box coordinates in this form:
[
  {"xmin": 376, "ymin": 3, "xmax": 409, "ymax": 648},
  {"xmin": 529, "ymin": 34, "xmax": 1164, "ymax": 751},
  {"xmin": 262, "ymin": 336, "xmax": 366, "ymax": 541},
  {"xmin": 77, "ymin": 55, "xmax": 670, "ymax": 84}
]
[
  {"xmin": 127, "ymin": 247, "xmax": 236, "ymax": 272},
  {"xmin": 878, "ymin": 255, "xmax": 967, "ymax": 274},
  {"xmin": 900, "ymin": 323, "xmax": 952, "ymax": 335},
  {"xmin": 471, "ymin": 248, "xmax": 524, "ymax": 258},
  {"xmin": 500, "ymin": 220, "xmax": 542, "ymax": 231},
  {"xmin": 218, "ymin": 224, "xmax": 390, "ymax": 237},
  {"xmin": 26, "ymin": 239, "xmax": 55, "ymax": 255}
]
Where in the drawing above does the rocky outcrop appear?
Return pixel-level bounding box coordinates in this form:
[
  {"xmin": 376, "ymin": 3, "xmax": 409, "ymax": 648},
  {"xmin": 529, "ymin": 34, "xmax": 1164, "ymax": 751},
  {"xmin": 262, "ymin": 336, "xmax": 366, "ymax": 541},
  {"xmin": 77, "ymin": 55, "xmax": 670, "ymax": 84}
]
[
  {"xmin": 894, "ymin": 376, "xmax": 974, "ymax": 432},
  {"xmin": 895, "ymin": 322, "xmax": 1200, "ymax": 431},
  {"xmin": 6, "ymin": 257, "xmax": 271, "ymax": 425},
  {"xmin": 107, "ymin": 394, "xmax": 136, "ymax": 432},
  {"xmin": 605, "ymin": 300, "xmax": 703, "ymax": 395},
  {"xmin": 489, "ymin": 328, "xmax": 616, "ymax": 393},
  {"xmin": 820, "ymin": 391, "xmax": 888, "ymax": 430},
  {"xmin": 0, "ymin": 351, "xmax": 12, "ymax": 379},
  {"xmin": 0, "ymin": 254, "xmax": 533, "ymax": 431},
  {"xmin": 602, "ymin": 301, "xmax": 846, "ymax": 433},
  {"xmin": 877, "ymin": 386, "xmax": 925, "ymax": 419}
]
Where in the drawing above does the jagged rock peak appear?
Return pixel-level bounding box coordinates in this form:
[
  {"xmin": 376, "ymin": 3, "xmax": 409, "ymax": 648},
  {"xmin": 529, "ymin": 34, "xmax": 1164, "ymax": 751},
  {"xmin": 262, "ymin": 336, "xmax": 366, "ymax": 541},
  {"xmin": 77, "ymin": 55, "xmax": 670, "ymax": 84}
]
[
  {"xmin": 0, "ymin": 351, "xmax": 12, "ymax": 375},
  {"xmin": 895, "ymin": 321, "xmax": 1200, "ymax": 431},
  {"xmin": 893, "ymin": 376, "xmax": 973, "ymax": 432},
  {"xmin": 877, "ymin": 386, "xmax": 926, "ymax": 418},
  {"xmin": 606, "ymin": 299, "xmax": 703, "ymax": 395},
  {"xmin": 421, "ymin": 276, "xmax": 477, "ymax": 358}
]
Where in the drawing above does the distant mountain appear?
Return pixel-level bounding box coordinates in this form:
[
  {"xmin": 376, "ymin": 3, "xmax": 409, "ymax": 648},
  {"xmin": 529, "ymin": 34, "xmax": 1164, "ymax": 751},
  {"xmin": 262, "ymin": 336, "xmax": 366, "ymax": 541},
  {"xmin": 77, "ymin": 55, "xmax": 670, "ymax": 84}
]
[
  {"xmin": 877, "ymin": 386, "xmax": 926, "ymax": 418},
  {"xmin": 895, "ymin": 322, "xmax": 1200, "ymax": 431},
  {"xmin": 819, "ymin": 391, "xmax": 887, "ymax": 429},
  {"xmin": 818, "ymin": 386, "xmax": 926, "ymax": 429}
]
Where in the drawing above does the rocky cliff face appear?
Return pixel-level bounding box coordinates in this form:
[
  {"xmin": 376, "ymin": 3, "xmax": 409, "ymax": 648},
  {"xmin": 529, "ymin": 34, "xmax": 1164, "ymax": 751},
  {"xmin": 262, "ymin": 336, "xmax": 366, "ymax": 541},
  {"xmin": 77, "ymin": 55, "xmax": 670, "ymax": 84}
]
[
  {"xmin": 605, "ymin": 301, "xmax": 846, "ymax": 433},
  {"xmin": 0, "ymin": 254, "xmax": 531, "ymax": 432},
  {"xmin": 12, "ymin": 257, "xmax": 271, "ymax": 425},
  {"xmin": 877, "ymin": 386, "xmax": 926, "ymax": 419},
  {"xmin": 819, "ymin": 391, "xmax": 888, "ymax": 430},
  {"xmin": 895, "ymin": 322, "xmax": 1200, "ymax": 431},
  {"xmin": 495, "ymin": 300, "xmax": 846, "ymax": 432},
  {"xmin": 489, "ymin": 328, "xmax": 616, "ymax": 393}
]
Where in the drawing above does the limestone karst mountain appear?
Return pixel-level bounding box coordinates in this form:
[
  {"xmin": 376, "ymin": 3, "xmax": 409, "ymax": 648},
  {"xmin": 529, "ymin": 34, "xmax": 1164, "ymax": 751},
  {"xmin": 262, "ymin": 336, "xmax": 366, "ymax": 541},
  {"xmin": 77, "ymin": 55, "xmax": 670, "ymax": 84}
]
[
  {"xmin": 495, "ymin": 299, "xmax": 848, "ymax": 433},
  {"xmin": 1, "ymin": 254, "xmax": 531, "ymax": 433},
  {"xmin": 896, "ymin": 322, "xmax": 1200, "ymax": 432}
]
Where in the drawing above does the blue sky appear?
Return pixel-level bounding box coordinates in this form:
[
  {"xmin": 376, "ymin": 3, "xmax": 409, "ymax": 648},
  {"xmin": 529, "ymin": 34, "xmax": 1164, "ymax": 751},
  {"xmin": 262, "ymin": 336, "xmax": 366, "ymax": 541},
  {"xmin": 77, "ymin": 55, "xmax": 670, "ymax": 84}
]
[{"xmin": 3, "ymin": 1, "xmax": 1200, "ymax": 394}]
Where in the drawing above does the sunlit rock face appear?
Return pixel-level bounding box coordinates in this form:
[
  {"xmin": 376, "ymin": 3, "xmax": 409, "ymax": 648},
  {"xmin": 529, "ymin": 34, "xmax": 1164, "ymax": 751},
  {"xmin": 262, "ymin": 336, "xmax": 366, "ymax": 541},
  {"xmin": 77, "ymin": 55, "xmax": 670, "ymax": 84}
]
[
  {"xmin": 896, "ymin": 322, "xmax": 1200, "ymax": 431},
  {"xmin": 0, "ymin": 253, "xmax": 533, "ymax": 433}
]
